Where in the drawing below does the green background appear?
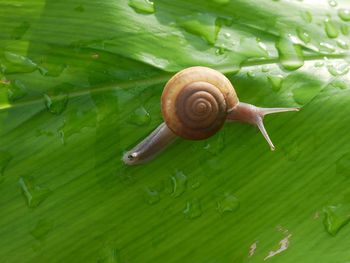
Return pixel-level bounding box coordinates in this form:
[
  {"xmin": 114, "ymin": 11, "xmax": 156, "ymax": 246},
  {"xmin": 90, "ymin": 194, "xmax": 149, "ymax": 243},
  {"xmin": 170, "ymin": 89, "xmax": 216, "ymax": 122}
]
[{"xmin": 1, "ymin": 0, "xmax": 350, "ymax": 262}]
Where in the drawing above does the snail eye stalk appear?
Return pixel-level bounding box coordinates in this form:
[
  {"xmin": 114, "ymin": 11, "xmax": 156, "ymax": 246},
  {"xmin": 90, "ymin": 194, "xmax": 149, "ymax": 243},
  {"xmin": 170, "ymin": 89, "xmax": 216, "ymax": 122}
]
[{"xmin": 227, "ymin": 102, "xmax": 299, "ymax": 150}]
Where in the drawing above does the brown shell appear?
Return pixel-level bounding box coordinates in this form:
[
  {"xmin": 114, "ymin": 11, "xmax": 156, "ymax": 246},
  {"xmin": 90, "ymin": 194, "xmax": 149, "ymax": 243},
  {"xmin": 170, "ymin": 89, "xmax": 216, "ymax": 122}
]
[{"xmin": 161, "ymin": 66, "xmax": 239, "ymax": 140}]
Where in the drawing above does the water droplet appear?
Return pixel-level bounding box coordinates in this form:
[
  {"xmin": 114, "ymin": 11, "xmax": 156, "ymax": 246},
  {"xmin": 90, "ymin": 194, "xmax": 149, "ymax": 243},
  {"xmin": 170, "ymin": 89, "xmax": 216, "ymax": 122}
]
[
  {"xmin": 327, "ymin": 62, "xmax": 349, "ymax": 76},
  {"xmin": 4, "ymin": 51, "xmax": 37, "ymax": 72},
  {"xmin": 301, "ymin": 11, "xmax": 312, "ymax": 23},
  {"xmin": 44, "ymin": 91, "xmax": 69, "ymax": 115},
  {"xmin": 19, "ymin": 177, "xmax": 51, "ymax": 208},
  {"xmin": 216, "ymin": 193, "xmax": 239, "ymax": 214},
  {"xmin": 183, "ymin": 198, "xmax": 202, "ymax": 219},
  {"xmin": 341, "ymin": 25, "xmax": 349, "ymax": 35},
  {"xmin": 267, "ymin": 75, "xmax": 284, "ymax": 91},
  {"xmin": 0, "ymin": 151, "xmax": 11, "ymax": 183},
  {"xmin": 275, "ymin": 37, "xmax": 304, "ymax": 70},
  {"xmin": 323, "ymin": 204, "xmax": 350, "ymax": 235},
  {"xmin": 338, "ymin": 9, "xmax": 350, "ymax": 21},
  {"xmin": 296, "ymin": 27, "xmax": 311, "ymax": 43},
  {"xmin": 215, "ymin": 47, "xmax": 226, "ymax": 55},
  {"xmin": 30, "ymin": 219, "xmax": 53, "ymax": 240},
  {"xmin": 170, "ymin": 170, "xmax": 188, "ymax": 198},
  {"xmin": 74, "ymin": 5, "xmax": 85, "ymax": 12},
  {"xmin": 247, "ymin": 70, "xmax": 255, "ymax": 78},
  {"xmin": 144, "ymin": 187, "xmax": 160, "ymax": 205},
  {"xmin": 336, "ymin": 153, "xmax": 350, "ymax": 177},
  {"xmin": 128, "ymin": 0, "xmax": 155, "ymax": 14},
  {"xmin": 319, "ymin": 42, "xmax": 336, "ymax": 53},
  {"xmin": 291, "ymin": 77, "xmax": 321, "ymax": 105},
  {"xmin": 261, "ymin": 65, "xmax": 269, "ymax": 72},
  {"xmin": 178, "ymin": 13, "xmax": 220, "ymax": 45},
  {"xmin": 126, "ymin": 106, "xmax": 151, "ymax": 126},
  {"xmin": 257, "ymin": 40, "xmax": 269, "ymax": 55},
  {"xmin": 328, "ymin": 0, "xmax": 337, "ymax": 7},
  {"xmin": 7, "ymin": 79, "xmax": 28, "ymax": 102},
  {"xmin": 330, "ymin": 79, "xmax": 347, "ymax": 90},
  {"xmin": 314, "ymin": 61, "xmax": 324, "ymax": 67},
  {"xmin": 11, "ymin": 21, "xmax": 30, "ymax": 40},
  {"xmin": 336, "ymin": 39, "xmax": 349, "ymax": 49},
  {"xmin": 324, "ymin": 19, "xmax": 339, "ymax": 38}
]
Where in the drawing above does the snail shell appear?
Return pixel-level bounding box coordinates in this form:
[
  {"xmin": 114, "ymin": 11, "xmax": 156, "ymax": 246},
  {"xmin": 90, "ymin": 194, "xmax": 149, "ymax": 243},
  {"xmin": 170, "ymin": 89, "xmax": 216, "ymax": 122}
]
[{"xmin": 161, "ymin": 66, "xmax": 238, "ymax": 140}]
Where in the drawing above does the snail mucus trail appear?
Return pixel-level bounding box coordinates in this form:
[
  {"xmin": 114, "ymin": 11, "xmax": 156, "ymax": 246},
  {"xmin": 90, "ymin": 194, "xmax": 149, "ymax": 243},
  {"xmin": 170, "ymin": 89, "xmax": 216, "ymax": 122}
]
[{"xmin": 123, "ymin": 67, "xmax": 299, "ymax": 165}]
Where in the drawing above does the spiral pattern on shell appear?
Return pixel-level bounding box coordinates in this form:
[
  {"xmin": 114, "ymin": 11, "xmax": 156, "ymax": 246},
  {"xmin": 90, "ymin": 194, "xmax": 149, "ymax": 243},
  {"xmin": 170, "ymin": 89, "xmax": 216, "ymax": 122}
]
[{"xmin": 161, "ymin": 67, "xmax": 239, "ymax": 140}]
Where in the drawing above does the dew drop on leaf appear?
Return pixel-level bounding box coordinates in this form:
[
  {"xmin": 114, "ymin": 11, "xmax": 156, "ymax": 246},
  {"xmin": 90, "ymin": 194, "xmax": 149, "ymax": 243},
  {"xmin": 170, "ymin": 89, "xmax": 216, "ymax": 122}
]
[
  {"xmin": 291, "ymin": 79, "xmax": 321, "ymax": 105},
  {"xmin": 30, "ymin": 219, "xmax": 53, "ymax": 240},
  {"xmin": 216, "ymin": 193, "xmax": 239, "ymax": 214},
  {"xmin": 301, "ymin": 11, "xmax": 312, "ymax": 23},
  {"xmin": 261, "ymin": 65, "xmax": 269, "ymax": 72},
  {"xmin": 4, "ymin": 51, "xmax": 37, "ymax": 73},
  {"xmin": 314, "ymin": 61, "xmax": 324, "ymax": 68},
  {"xmin": 296, "ymin": 27, "xmax": 311, "ymax": 43},
  {"xmin": 183, "ymin": 198, "xmax": 202, "ymax": 219},
  {"xmin": 19, "ymin": 177, "xmax": 51, "ymax": 208},
  {"xmin": 327, "ymin": 62, "xmax": 349, "ymax": 76},
  {"xmin": 44, "ymin": 91, "xmax": 69, "ymax": 115},
  {"xmin": 338, "ymin": 9, "xmax": 350, "ymax": 21},
  {"xmin": 144, "ymin": 187, "xmax": 160, "ymax": 205},
  {"xmin": 275, "ymin": 37, "xmax": 304, "ymax": 70},
  {"xmin": 177, "ymin": 13, "xmax": 220, "ymax": 45},
  {"xmin": 324, "ymin": 19, "xmax": 339, "ymax": 39},
  {"xmin": 336, "ymin": 39, "xmax": 349, "ymax": 50},
  {"xmin": 215, "ymin": 47, "xmax": 226, "ymax": 55},
  {"xmin": 323, "ymin": 204, "xmax": 350, "ymax": 236},
  {"xmin": 341, "ymin": 25, "xmax": 349, "ymax": 35},
  {"xmin": 336, "ymin": 152, "xmax": 350, "ymax": 177},
  {"xmin": 224, "ymin": 32, "xmax": 231, "ymax": 38},
  {"xmin": 328, "ymin": 0, "xmax": 337, "ymax": 7},
  {"xmin": 7, "ymin": 79, "xmax": 28, "ymax": 102},
  {"xmin": 170, "ymin": 170, "xmax": 188, "ymax": 198},
  {"xmin": 267, "ymin": 75, "xmax": 284, "ymax": 91},
  {"xmin": 247, "ymin": 70, "xmax": 255, "ymax": 78},
  {"xmin": 257, "ymin": 40, "xmax": 269, "ymax": 55},
  {"xmin": 319, "ymin": 42, "xmax": 336, "ymax": 53},
  {"xmin": 128, "ymin": 0, "xmax": 155, "ymax": 14},
  {"xmin": 127, "ymin": 106, "xmax": 151, "ymax": 126},
  {"xmin": 331, "ymin": 79, "xmax": 347, "ymax": 90}
]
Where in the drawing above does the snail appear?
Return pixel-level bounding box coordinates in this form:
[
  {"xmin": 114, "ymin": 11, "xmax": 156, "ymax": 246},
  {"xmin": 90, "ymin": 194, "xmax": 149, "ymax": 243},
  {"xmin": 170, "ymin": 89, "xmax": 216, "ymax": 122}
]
[{"xmin": 123, "ymin": 66, "xmax": 299, "ymax": 165}]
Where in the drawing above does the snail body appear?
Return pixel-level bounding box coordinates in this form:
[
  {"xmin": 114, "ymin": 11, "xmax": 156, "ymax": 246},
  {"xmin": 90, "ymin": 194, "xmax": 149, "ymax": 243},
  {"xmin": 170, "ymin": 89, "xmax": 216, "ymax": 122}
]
[{"xmin": 123, "ymin": 67, "xmax": 299, "ymax": 165}]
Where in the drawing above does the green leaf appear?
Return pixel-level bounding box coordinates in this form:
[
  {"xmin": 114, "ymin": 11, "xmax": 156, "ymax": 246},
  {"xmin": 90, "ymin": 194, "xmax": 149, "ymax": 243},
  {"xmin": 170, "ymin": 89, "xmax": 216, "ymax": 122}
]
[{"xmin": 1, "ymin": 0, "xmax": 350, "ymax": 262}]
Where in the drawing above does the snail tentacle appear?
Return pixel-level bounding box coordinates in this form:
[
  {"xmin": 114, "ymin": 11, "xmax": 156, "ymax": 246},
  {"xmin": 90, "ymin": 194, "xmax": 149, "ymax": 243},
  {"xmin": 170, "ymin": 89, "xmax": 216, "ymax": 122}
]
[{"xmin": 227, "ymin": 102, "xmax": 299, "ymax": 150}]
